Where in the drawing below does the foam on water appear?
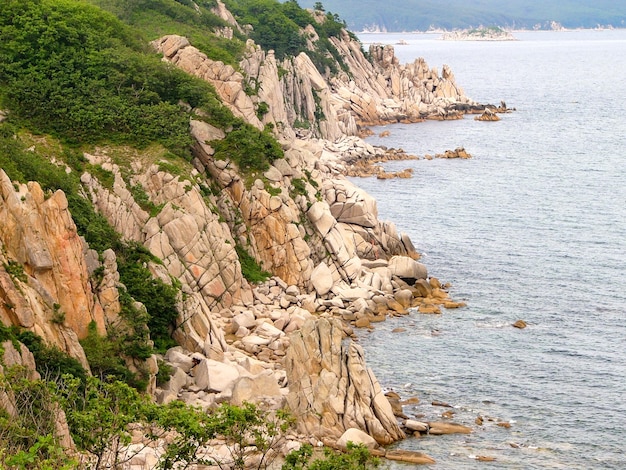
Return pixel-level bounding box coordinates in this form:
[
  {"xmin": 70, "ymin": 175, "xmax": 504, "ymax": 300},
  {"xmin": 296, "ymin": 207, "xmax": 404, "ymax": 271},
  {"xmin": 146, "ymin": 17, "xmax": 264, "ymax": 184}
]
[{"xmin": 355, "ymin": 30, "xmax": 626, "ymax": 469}]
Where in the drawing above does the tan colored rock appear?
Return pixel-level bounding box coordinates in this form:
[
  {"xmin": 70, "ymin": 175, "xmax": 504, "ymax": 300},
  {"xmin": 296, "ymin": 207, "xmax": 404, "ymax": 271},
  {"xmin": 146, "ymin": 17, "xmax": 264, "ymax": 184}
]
[
  {"xmin": 404, "ymin": 420, "xmax": 429, "ymax": 432},
  {"xmin": 231, "ymin": 370, "xmax": 282, "ymax": 405},
  {"xmin": 385, "ymin": 449, "xmax": 435, "ymax": 465},
  {"xmin": 337, "ymin": 428, "xmax": 378, "ymax": 450},
  {"xmin": 192, "ymin": 358, "xmax": 240, "ymax": 392},
  {"xmin": 513, "ymin": 319, "xmax": 527, "ymax": 329},
  {"xmin": 310, "ymin": 262, "xmax": 334, "ymax": 296},
  {"xmin": 388, "ymin": 256, "xmax": 427, "ymax": 281},
  {"xmin": 427, "ymin": 422, "xmax": 472, "ymax": 435},
  {"xmin": 0, "ymin": 170, "xmax": 102, "ymax": 366},
  {"xmin": 284, "ymin": 318, "xmax": 405, "ymax": 445}
]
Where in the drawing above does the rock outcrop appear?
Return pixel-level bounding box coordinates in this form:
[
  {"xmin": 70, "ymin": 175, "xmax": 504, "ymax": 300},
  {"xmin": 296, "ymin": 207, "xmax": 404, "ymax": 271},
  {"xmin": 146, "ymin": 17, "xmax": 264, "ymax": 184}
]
[
  {"xmin": 284, "ymin": 318, "xmax": 405, "ymax": 445},
  {"xmin": 0, "ymin": 170, "xmax": 103, "ymax": 367},
  {"xmin": 153, "ymin": 23, "xmax": 479, "ymax": 142}
]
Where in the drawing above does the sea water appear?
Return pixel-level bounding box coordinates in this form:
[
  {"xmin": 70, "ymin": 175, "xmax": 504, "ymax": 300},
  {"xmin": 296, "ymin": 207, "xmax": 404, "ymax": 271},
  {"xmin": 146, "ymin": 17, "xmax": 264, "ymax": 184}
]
[{"xmin": 354, "ymin": 30, "xmax": 626, "ymax": 469}]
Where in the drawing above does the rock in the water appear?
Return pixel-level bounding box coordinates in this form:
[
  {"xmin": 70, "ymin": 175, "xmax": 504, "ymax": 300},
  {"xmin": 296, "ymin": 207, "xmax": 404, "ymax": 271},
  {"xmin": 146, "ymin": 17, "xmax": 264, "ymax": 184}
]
[
  {"xmin": 404, "ymin": 419, "xmax": 429, "ymax": 433},
  {"xmin": 385, "ymin": 449, "xmax": 436, "ymax": 464},
  {"xmin": 427, "ymin": 422, "xmax": 472, "ymax": 435},
  {"xmin": 512, "ymin": 319, "xmax": 527, "ymax": 329}
]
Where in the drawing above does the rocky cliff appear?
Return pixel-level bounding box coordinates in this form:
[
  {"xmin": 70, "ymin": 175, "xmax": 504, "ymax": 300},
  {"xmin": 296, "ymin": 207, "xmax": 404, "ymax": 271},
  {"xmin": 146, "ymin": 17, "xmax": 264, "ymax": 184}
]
[{"xmin": 0, "ymin": 0, "xmax": 475, "ymax": 458}]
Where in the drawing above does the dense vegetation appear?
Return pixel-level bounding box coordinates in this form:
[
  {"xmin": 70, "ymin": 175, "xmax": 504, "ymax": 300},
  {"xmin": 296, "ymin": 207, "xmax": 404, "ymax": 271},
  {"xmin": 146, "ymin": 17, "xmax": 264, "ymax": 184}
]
[
  {"xmin": 294, "ymin": 0, "xmax": 626, "ymax": 31},
  {"xmin": 0, "ymin": 361, "xmax": 380, "ymax": 469}
]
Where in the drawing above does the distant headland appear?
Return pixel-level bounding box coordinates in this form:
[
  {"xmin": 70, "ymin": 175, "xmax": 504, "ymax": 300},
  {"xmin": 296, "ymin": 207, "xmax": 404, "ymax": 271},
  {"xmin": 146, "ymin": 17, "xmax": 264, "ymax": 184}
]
[{"xmin": 442, "ymin": 26, "xmax": 517, "ymax": 41}]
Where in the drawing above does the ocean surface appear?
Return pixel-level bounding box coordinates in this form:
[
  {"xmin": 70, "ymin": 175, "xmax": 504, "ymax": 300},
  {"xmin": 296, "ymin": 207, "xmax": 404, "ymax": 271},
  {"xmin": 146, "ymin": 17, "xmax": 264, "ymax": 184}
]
[{"xmin": 354, "ymin": 30, "xmax": 626, "ymax": 469}]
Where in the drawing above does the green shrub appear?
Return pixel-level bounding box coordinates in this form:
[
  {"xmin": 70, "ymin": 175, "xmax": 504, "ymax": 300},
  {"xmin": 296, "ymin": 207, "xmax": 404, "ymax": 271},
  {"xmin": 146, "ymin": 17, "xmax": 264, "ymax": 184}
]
[
  {"xmin": 0, "ymin": 0, "xmax": 235, "ymax": 157},
  {"xmin": 16, "ymin": 332, "xmax": 87, "ymax": 385},
  {"xmin": 117, "ymin": 243, "xmax": 179, "ymax": 353},
  {"xmin": 282, "ymin": 442, "xmax": 381, "ymax": 470},
  {"xmin": 235, "ymin": 244, "xmax": 271, "ymax": 284},
  {"xmin": 211, "ymin": 122, "xmax": 284, "ymax": 174}
]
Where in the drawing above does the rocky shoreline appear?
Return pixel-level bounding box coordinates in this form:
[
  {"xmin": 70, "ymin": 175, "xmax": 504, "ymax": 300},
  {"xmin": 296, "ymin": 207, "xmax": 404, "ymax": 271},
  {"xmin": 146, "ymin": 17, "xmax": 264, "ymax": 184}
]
[{"xmin": 0, "ymin": 2, "xmax": 516, "ymax": 467}]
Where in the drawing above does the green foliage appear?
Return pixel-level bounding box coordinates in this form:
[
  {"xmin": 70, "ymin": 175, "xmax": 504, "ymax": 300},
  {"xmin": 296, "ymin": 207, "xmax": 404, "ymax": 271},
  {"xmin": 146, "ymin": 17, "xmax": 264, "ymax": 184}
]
[
  {"xmin": 256, "ymin": 101, "xmax": 270, "ymax": 120},
  {"xmin": 158, "ymin": 402, "xmax": 294, "ymax": 470},
  {"xmin": 16, "ymin": 332, "xmax": 88, "ymax": 386},
  {"xmin": 235, "ymin": 244, "xmax": 271, "ymax": 284},
  {"xmin": 59, "ymin": 375, "xmax": 154, "ymax": 468},
  {"xmin": 80, "ymin": 321, "xmax": 149, "ymax": 391},
  {"xmin": 0, "ymin": 0, "xmax": 236, "ymax": 157},
  {"xmin": 3, "ymin": 260, "xmax": 28, "ymax": 283},
  {"xmin": 290, "ymin": 177, "xmax": 308, "ymax": 197},
  {"xmin": 155, "ymin": 359, "xmax": 174, "ymax": 386},
  {"xmin": 223, "ymin": 0, "xmax": 349, "ymax": 75},
  {"xmin": 91, "ymin": 0, "xmax": 246, "ymax": 67},
  {"xmin": 282, "ymin": 442, "xmax": 380, "ymax": 470},
  {"xmin": 211, "ymin": 122, "xmax": 284, "ymax": 174},
  {"xmin": 0, "ymin": 368, "xmax": 78, "ymax": 470},
  {"xmin": 117, "ymin": 242, "xmax": 179, "ymax": 353},
  {"xmin": 1, "ymin": 367, "xmax": 294, "ymax": 470}
]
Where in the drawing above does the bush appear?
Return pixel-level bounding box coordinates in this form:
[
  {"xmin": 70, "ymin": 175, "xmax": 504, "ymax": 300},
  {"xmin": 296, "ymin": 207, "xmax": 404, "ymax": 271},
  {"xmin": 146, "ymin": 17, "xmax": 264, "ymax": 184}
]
[
  {"xmin": 117, "ymin": 242, "xmax": 180, "ymax": 353},
  {"xmin": 235, "ymin": 244, "xmax": 271, "ymax": 284},
  {"xmin": 282, "ymin": 442, "xmax": 381, "ymax": 470},
  {"xmin": 15, "ymin": 331, "xmax": 88, "ymax": 385},
  {"xmin": 211, "ymin": 122, "xmax": 284, "ymax": 173},
  {"xmin": 0, "ymin": 0, "xmax": 234, "ymax": 157}
]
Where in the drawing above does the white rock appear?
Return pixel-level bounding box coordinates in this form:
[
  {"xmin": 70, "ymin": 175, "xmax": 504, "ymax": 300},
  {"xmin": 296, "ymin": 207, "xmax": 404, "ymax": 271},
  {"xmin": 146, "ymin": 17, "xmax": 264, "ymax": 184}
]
[
  {"xmin": 193, "ymin": 359, "xmax": 241, "ymax": 393},
  {"xmin": 310, "ymin": 262, "xmax": 334, "ymax": 296}
]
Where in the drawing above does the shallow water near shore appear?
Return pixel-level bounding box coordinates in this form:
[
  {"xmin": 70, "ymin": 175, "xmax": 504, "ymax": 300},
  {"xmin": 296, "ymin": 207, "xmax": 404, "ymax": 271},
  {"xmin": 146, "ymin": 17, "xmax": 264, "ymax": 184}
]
[{"xmin": 355, "ymin": 30, "xmax": 626, "ymax": 469}]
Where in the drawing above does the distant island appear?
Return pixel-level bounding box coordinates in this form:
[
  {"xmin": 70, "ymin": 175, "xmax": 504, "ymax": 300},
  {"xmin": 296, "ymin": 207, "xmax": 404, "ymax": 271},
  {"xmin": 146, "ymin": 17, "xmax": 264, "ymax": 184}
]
[
  {"xmin": 295, "ymin": 0, "xmax": 626, "ymax": 33},
  {"xmin": 442, "ymin": 26, "xmax": 517, "ymax": 41}
]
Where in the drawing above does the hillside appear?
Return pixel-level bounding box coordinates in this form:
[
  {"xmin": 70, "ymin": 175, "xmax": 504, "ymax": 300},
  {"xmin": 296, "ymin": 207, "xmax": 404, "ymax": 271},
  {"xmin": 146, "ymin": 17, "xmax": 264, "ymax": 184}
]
[
  {"xmin": 294, "ymin": 0, "xmax": 626, "ymax": 32},
  {"xmin": 0, "ymin": 0, "xmax": 486, "ymax": 467}
]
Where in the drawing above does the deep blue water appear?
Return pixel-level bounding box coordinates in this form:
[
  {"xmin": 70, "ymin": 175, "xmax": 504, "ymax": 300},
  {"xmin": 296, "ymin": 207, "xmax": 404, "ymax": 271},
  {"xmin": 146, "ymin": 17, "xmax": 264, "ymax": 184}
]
[{"xmin": 355, "ymin": 30, "xmax": 626, "ymax": 469}]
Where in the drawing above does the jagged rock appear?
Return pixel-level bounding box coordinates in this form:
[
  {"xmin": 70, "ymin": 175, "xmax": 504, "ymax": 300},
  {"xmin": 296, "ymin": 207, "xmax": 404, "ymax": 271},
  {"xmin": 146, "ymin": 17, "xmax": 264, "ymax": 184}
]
[
  {"xmin": 0, "ymin": 170, "xmax": 102, "ymax": 366},
  {"xmin": 284, "ymin": 318, "xmax": 405, "ymax": 445}
]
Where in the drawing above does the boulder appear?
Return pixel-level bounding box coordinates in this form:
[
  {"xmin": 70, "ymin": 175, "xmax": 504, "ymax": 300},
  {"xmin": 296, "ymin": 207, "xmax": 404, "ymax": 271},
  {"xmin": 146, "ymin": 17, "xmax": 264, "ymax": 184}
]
[
  {"xmin": 310, "ymin": 262, "xmax": 334, "ymax": 296},
  {"xmin": 336, "ymin": 428, "xmax": 378, "ymax": 450},
  {"xmin": 385, "ymin": 449, "xmax": 436, "ymax": 465},
  {"xmin": 193, "ymin": 359, "xmax": 241, "ymax": 392},
  {"xmin": 388, "ymin": 256, "xmax": 427, "ymax": 282},
  {"xmin": 404, "ymin": 419, "xmax": 429, "ymax": 432},
  {"xmin": 427, "ymin": 422, "xmax": 472, "ymax": 435},
  {"xmin": 231, "ymin": 371, "xmax": 282, "ymax": 405},
  {"xmin": 284, "ymin": 318, "xmax": 405, "ymax": 445}
]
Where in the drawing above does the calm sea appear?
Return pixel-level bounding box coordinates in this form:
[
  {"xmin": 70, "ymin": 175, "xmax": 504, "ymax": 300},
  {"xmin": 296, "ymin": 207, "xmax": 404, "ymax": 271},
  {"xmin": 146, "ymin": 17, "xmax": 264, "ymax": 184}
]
[{"xmin": 355, "ymin": 30, "xmax": 626, "ymax": 469}]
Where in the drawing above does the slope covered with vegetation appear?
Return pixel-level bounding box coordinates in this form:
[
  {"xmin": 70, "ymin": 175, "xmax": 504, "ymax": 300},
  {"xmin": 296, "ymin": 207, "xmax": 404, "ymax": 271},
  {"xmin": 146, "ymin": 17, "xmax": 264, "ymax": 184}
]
[
  {"xmin": 0, "ymin": 0, "xmax": 387, "ymax": 466},
  {"xmin": 294, "ymin": 0, "xmax": 626, "ymax": 31}
]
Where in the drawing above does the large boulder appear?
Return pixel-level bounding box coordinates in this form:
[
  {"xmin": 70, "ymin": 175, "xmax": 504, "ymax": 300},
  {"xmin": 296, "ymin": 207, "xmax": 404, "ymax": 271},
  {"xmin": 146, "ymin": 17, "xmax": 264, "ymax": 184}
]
[
  {"xmin": 310, "ymin": 262, "xmax": 334, "ymax": 296},
  {"xmin": 388, "ymin": 256, "xmax": 427, "ymax": 282},
  {"xmin": 336, "ymin": 428, "xmax": 378, "ymax": 450}
]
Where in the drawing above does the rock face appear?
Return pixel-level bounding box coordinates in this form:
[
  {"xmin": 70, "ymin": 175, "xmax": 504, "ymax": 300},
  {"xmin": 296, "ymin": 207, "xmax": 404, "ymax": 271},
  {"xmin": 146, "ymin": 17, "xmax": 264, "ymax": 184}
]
[
  {"xmin": 153, "ymin": 25, "xmax": 478, "ymax": 142},
  {"xmin": 284, "ymin": 318, "xmax": 405, "ymax": 445},
  {"xmin": 0, "ymin": 170, "xmax": 103, "ymax": 367}
]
